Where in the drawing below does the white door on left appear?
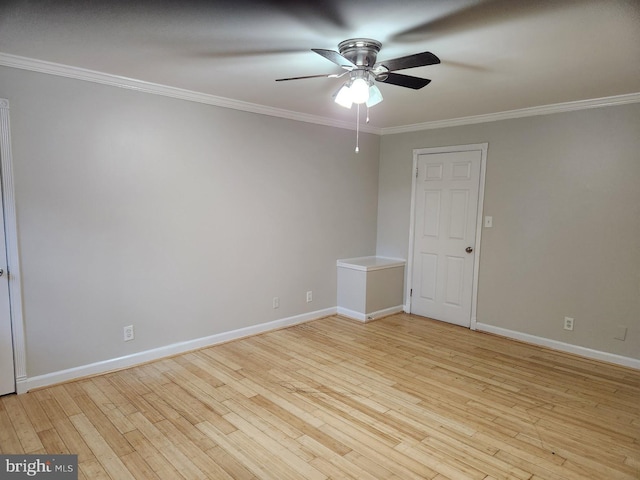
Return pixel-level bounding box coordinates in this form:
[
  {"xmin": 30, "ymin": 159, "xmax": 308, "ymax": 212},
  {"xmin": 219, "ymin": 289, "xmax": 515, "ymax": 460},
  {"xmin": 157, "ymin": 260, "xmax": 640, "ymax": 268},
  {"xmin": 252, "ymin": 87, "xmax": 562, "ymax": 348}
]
[{"xmin": 0, "ymin": 200, "xmax": 15, "ymax": 396}]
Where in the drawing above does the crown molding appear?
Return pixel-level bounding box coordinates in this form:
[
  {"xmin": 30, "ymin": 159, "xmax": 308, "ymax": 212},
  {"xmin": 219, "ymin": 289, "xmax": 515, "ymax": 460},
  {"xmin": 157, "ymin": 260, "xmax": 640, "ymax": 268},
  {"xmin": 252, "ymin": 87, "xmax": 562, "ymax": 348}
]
[
  {"xmin": 0, "ymin": 52, "xmax": 380, "ymax": 134},
  {"xmin": 380, "ymin": 92, "xmax": 640, "ymax": 135},
  {"xmin": 2, "ymin": 52, "xmax": 637, "ymax": 137}
]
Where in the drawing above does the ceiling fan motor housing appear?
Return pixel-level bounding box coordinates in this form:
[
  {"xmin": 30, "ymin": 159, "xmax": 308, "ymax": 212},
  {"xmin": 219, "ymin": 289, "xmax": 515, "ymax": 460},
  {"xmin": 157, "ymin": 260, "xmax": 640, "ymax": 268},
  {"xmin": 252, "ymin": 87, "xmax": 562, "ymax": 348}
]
[{"xmin": 338, "ymin": 38, "xmax": 382, "ymax": 67}]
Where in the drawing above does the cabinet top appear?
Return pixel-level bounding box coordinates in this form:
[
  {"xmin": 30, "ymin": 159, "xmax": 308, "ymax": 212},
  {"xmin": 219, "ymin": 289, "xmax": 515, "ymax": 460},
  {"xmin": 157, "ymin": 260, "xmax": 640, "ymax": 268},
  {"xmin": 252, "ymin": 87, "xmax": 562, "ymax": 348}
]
[{"xmin": 337, "ymin": 256, "xmax": 406, "ymax": 272}]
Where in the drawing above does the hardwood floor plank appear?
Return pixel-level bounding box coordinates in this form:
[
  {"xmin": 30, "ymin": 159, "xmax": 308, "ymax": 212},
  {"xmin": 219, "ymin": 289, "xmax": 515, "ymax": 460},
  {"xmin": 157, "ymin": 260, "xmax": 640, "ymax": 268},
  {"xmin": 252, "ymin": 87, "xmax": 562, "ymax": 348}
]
[
  {"xmin": 78, "ymin": 458, "xmax": 111, "ymax": 480},
  {"xmin": 38, "ymin": 428, "xmax": 69, "ymax": 454},
  {"xmin": 196, "ymin": 420, "xmax": 287, "ymax": 480},
  {"xmin": 123, "ymin": 428, "xmax": 184, "ymax": 479},
  {"xmin": 308, "ymin": 456, "xmax": 362, "ymax": 480},
  {"xmin": 204, "ymin": 444, "xmax": 257, "ymax": 480},
  {"xmin": 127, "ymin": 411, "xmax": 208, "ymax": 479},
  {"xmin": 70, "ymin": 390, "xmax": 134, "ymax": 458},
  {"xmin": 395, "ymin": 441, "xmax": 485, "ymax": 480},
  {"xmin": 118, "ymin": 451, "xmax": 161, "ymax": 480},
  {"xmin": 97, "ymin": 375, "xmax": 165, "ymax": 424},
  {"xmin": 50, "ymin": 417, "xmax": 96, "ymax": 463},
  {"xmin": 234, "ymin": 392, "xmax": 309, "ymax": 441},
  {"xmin": 69, "ymin": 413, "xmax": 135, "ymax": 480},
  {"xmin": 161, "ymin": 357, "xmax": 233, "ymax": 412},
  {"xmin": 2, "ymin": 394, "xmax": 45, "ymax": 453},
  {"xmin": 163, "ymin": 414, "xmax": 218, "ymax": 452},
  {"xmin": 222, "ymin": 410, "xmax": 327, "ymax": 480},
  {"xmin": 154, "ymin": 419, "xmax": 236, "ymax": 480},
  {"xmin": 18, "ymin": 391, "xmax": 53, "ymax": 432},
  {"xmin": 0, "ymin": 397, "xmax": 24, "ymax": 453},
  {"xmin": 318, "ymin": 420, "xmax": 439, "ymax": 479},
  {"xmin": 82, "ymin": 379, "xmax": 136, "ymax": 435},
  {"xmin": 237, "ymin": 375, "xmax": 325, "ymax": 429},
  {"xmin": 419, "ymin": 434, "xmax": 531, "ymax": 480},
  {"xmin": 47, "ymin": 384, "xmax": 83, "ymax": 417},
  {"xmin": 297, "ymin": 435, "xmax": 382, "ymax": 480},
  {"xmin": 341, "ymin": 450, "xmax": 397, "ymax": 479},
  {"xmin": 249, "ymin": 394, "xmax": 352, "ymax": 456}
]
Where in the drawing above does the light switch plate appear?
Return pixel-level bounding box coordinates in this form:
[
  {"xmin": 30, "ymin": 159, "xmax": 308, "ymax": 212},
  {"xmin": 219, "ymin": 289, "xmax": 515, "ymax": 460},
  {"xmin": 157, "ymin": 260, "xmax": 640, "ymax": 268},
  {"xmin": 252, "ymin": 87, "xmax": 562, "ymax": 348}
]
[{"xmin": 484, "ymin": 216, "xmax": 493, "ymax": 228}]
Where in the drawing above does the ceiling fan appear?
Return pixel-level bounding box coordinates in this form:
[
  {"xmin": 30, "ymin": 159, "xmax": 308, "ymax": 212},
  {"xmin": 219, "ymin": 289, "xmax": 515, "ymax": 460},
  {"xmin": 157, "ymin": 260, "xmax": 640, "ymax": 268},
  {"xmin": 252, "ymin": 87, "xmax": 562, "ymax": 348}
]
[{"xmin": 276, "ymin": 38, "xmax": 440, "ymax": 109}]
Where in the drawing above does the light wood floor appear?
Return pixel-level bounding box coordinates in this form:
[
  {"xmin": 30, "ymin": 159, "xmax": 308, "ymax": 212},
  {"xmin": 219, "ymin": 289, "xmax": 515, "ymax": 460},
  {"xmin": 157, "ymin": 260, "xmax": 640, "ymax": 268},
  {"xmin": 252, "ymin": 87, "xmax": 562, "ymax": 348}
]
[{"xmin": 1, "ymin": 313, "xmax": 639, "ymax": 479}]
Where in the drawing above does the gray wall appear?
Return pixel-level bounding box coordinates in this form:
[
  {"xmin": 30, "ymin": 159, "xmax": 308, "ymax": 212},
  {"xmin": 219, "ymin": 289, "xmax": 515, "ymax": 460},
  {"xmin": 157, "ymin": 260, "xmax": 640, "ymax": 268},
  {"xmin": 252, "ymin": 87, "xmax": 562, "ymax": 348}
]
[
  {"xmin": 377, "ymin": 103, "xmax": 640, "ymax": 360},
  {"xmin": 0, "ymin": 66, "xmax": 379, "ymax": 377},
  {"xmin": 2, "ymin": 63, "xmax": 638, "ymax": 380}
]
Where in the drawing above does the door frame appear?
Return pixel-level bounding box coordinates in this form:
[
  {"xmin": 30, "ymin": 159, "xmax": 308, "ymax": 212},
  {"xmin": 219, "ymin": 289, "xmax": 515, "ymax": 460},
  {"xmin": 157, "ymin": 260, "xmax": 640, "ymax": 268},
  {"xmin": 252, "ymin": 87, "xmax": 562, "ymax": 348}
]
[
  {"xmin": 406, "ymin": 143, "xmax": 488, "ymax": 330},
  {"xmin": 0, "ymin": 99, "xmax": 26, "ymax": 393}
]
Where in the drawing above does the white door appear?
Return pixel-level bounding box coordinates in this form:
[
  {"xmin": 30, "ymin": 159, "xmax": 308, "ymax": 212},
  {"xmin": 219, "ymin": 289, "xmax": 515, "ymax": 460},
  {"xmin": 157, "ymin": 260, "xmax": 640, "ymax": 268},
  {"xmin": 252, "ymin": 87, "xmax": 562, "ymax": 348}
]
[
  {"xmin": 409, "ymin": 146, "xmax": 484, "ymax": 327},
  {"xmin": 0, "ymin": 198, "xmax": 15, "ymax": 395}
]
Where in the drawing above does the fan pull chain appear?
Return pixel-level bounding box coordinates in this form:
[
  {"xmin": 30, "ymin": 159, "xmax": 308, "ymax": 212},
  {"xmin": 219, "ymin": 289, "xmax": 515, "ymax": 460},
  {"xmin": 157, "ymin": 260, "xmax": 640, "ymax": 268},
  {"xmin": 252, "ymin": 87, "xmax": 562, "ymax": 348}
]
[
  {"xmin": 366, "ymin": 105, "xmax": 370, "ymax": 123},
  {"xmin": 355, "ymin": 104, "xmax": 360, "ymax": 153}
]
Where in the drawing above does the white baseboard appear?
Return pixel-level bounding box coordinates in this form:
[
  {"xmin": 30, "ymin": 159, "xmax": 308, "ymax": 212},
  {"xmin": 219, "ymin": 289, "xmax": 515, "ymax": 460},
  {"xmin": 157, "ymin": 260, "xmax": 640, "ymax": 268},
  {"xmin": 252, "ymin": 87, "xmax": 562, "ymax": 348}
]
[
  {"xmin": 476, "ymin": 323, "xmax": 640, "ymax": 370},
  {"xmin": 337, "ymin": 305, "xmax": 404, "ymax": 323},
  {"xmin": 20, "ymin": 311, "xmax": 636, "ymax": 393},
  {"xmin": 17, "ymin": 307, "xmax": 336, "ymax": 393}
]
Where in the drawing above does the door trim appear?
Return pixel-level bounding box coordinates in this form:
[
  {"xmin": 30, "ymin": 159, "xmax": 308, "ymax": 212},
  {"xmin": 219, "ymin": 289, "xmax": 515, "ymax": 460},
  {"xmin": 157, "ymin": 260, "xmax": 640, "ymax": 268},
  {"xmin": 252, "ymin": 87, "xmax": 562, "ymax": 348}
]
[
  {"xmin": 406, "ymin": 143, "xmax": 488, "ymax": 330},
  {"xmin": 0, "ymin": 99, "xmax": 26, "ymax": 392}
]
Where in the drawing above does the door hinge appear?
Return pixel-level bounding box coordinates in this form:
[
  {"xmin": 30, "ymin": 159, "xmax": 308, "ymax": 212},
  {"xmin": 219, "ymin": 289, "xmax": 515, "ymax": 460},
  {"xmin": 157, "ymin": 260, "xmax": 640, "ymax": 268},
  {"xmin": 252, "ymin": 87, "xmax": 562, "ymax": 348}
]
[
  {"xmin": 410, "ymin": 288, "xmax": 413, "ymax": 297},
  {"xmin": 416, "ymin": 167, "xmax": 418, "ymax": 178}
]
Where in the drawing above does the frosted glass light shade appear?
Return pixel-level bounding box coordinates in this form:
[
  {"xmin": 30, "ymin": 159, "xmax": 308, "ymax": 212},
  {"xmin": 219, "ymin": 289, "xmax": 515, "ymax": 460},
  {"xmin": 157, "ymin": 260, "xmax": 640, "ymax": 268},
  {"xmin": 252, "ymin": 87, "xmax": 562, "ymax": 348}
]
[
  {"xmin": 366, "ymin": 85, "xmax": 383, "ymax": 107},
  {"xmin": 350, "ymin": 78, "xmax": 370, "ymax": 104},
  {"xmin": 334, "ymin": 84, "xmax": 353, "ymax": 109}
]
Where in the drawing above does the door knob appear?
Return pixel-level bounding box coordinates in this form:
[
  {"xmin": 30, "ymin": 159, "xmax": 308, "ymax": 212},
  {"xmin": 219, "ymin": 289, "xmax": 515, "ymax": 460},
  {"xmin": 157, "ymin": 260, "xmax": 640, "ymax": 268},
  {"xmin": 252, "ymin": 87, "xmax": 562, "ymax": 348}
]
[
  {"xmin": 0, "ymin": 269, "xmax": 3, "ymax": 277},
  {"xmin": 465, "ymin": 247, "xmax": 473, "ymax": 253}
]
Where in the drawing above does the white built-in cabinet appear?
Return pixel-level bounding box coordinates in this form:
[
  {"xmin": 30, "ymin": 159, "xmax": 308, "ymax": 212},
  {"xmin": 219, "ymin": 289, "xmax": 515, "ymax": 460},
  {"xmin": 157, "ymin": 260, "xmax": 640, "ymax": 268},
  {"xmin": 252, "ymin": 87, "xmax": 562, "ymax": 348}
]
[{"xmin": 337, "ymin": 256, "xmax": 405, "ymax": 322}]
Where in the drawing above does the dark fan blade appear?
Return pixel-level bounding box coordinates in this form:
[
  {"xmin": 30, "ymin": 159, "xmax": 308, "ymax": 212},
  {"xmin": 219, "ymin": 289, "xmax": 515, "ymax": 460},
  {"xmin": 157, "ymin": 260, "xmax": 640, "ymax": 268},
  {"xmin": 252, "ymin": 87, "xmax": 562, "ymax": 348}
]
[
  {"xmin": 391, "ymin": 0, "xmax": 583, "ymax": 43},
  {"xmin": 376, "ymin": 51, "xmax": 440, "ymax": 72},
  {"xmin": 265, "ymin": 0, "xmax": 348, "ymax": 30},
  {"xmin": 376, "ymin": 72, "xmax": 432, "ymax": 90},
  {"xmin": 275, "ymin": 73, "xmax": 339, "ymax": 82},
  {"xmin": 311, "ymin": 49, "xmax": 356, "ymax": 68}
]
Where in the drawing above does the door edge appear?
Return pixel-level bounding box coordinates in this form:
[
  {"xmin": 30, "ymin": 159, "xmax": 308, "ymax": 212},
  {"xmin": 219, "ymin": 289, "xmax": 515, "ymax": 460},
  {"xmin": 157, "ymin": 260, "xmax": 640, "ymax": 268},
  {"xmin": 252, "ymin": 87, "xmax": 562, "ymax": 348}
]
[{"xmin": 1, "ymin": 99, "xmax": 26, "ymax": 393}]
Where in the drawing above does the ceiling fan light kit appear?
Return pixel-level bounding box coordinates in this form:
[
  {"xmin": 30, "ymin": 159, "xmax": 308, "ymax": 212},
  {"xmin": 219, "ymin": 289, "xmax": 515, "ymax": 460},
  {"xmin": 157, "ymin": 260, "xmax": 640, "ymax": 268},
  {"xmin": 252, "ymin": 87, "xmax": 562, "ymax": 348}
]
[
  {"xmin": 276, "ymin": 38, "xmax": 440, "ymax": 152},
  {"xmin": 334, "ymin": 77, "xmax": 380, "ymax": 109},
  {"xmin": 333, "ymin": 66, "xmax": 385, "ymax": 109},
  {"xmin": 348, "ymin": 76, "xmax": 369, "ymax": 104}
]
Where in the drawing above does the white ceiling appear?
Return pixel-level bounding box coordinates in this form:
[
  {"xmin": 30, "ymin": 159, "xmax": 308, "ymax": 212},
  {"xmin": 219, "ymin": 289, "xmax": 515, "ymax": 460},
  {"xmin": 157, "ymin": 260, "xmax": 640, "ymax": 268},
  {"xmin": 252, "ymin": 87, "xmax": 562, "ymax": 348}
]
[{"xmin": 1, "ymin": 0, "xmax": 639, "ymax": 130}]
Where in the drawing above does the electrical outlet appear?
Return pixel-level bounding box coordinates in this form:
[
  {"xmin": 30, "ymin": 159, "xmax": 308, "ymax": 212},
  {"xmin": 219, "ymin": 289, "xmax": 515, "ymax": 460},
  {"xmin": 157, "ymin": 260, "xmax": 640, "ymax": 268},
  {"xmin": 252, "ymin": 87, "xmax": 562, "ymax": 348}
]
[
  {"xmin": 273, "ymin": 297, "xmax": 279, "ymax": 309},
  {"xmin": 306, "ymin": 291, "xmax": 313, "ymax": 303},
  {"xmin": 123, "ymin": 325, "xmax": 134, "ymax": 342},
  {"xmin": 563, "ymin": 317, "xmax": 574, "ymax": 331}
]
